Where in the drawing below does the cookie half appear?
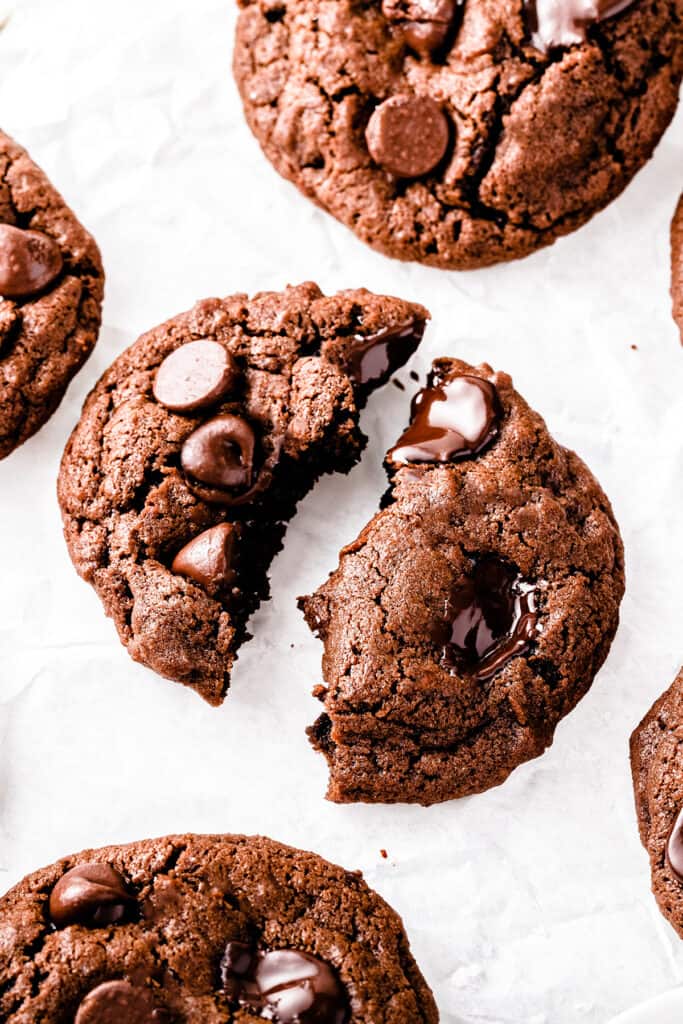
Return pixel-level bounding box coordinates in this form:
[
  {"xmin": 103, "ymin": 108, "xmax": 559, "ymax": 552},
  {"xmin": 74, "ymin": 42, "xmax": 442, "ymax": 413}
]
[
  {"xmin": 0, "ymin": 832, "xmax": 438, "ymax": 1023},
  {"xmin": 58, "ymin": 283, "xmax": 427, "ymax": 705},
  {"xmin": 300, "ymin": 359, "xmax": 625, "ymax": 804},
  {"xmin": 672, "ymin": 193, "xmax": 683, "ymax": 343},
  {"xmin": 630, "ymin": 667, "xmax": 683, "ymax": 937},
  {"xmin": 0, "ymin": 131, "xmax": 104, "ymax": 459},
  {"xmin": 233, "ymin": 1, "xmax": 682, "ymax": 270}
]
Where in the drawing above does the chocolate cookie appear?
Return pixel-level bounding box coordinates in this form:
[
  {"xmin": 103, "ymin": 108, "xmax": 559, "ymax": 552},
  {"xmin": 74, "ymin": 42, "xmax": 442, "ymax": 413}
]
[
  {"xmin": 233, "ymin": 1, "xmax": 683, "ymax": 270},
  {"xmin": 0, "ymin": 131, "xmax": 104, "ymax": 459},
  {"xmin": 300, "ymin": 359, "xmax": 624, "ymax": 804},
  {"xmin": 672, "ymin": 193, "xmax": 683, "ymax": 342},
  {"xmin": 630, "ymin": 667, "xmax": 683, "ymax": 936},
  {"xmin": 0, "ymin": 832, "xmax": 438, "ymax": 1022},
  {"xmin": 58, "ymin": 283, "xmax": 427, "ymax": 705}
]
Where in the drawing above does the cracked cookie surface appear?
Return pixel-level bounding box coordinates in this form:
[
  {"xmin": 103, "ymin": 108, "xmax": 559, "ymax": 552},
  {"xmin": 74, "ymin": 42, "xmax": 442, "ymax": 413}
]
[
  {"xmin": 672, "ymin": 193, "xmax": 683, "ymax": 342},
  {"xmin": 300, "ymin": 359, "xmax": 625, "ymax": 805},
  {"xmin": 0, "ymin": 833, "xmax": 438, "ymax": 1023},
  {"xmin": 233, "ymin": 0, "xmax": 683, "ymax": 270},
  {"xmin": 630, "ymin": 667, "xmax": 683, "ymax": 937},
  {"xmin": 57, "ymin": 282, "xmax": 427, "ymax": 705},
  {"xmin": 0, "ymin": 131, "xmax": 104, "ymax": 458}
]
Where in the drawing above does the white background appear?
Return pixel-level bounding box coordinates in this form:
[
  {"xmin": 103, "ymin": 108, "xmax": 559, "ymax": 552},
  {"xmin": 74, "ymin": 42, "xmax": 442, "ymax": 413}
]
[{"xmin": 0, "ymin": 2, "xmax": 681, "ymax": 1021}]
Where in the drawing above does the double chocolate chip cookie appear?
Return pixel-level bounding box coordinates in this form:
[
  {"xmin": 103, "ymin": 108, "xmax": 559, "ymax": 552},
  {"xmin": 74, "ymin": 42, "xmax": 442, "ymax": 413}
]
[
  {"xmin": 233, "ymin": 0, "xmax": 683, "ymax": 270},
  {"xmin": 301, "ymin": 359, "xmax": 625, "ymax": 804},
  {"xmin": 0, "ymin": 131, "xmax": 104, "ymax": 459},
  {"xmin": 0, "ymin": 832, "xmax": 438, "ymax": 1022},
  {"xmin": 672, "ymin": 193, "xmax": 683, "ymax": 342},
  {"xmin": 58, "ymin": 282, "xmax": 427, "ymax": 705},
  {"xmin": 630, "ymin": 667, "xmax": 683, "ymax": 937}
]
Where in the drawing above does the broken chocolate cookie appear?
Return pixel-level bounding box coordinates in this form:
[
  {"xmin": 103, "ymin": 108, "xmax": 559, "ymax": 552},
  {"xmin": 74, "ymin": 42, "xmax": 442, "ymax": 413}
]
[
  {"xmin": 301, "ymin": 359, "xmax": 624, "ymax": 804},
  {"xmin": 57, "ymin": 283, "xmax": 427, "ymax": 705}
]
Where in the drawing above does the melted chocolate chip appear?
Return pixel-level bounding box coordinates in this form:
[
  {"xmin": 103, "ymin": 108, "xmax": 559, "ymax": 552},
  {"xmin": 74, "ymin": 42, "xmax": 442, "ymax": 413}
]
[
  {"xmin": 525, "ymin": 0, "xmax": 638, "ymax": 52},
  {"xmin": 348, "ymin": 318, "xmax": 426, "ymax": 387},
  {"xmin": 153, "ymin": 340, "xmax": 238, "ymax": 413},
  {"xmin": 439, "ymin": 557, "xmax": 538, "ymax": 680},
  {"xmin": 171, "ymin": 523, "xmax": 238, "ymax": 594},
  {"xmin": 388, "ymin": 373, "xmax": 501, "ymax": 465},
  {"xmin": 366, "ymin": 95, "xmax": 451, "ymax": 178},
  {"xmin": 74, "ymin": 981, "xmax": 168, "ymax": 1024},
  {"xmin": 0, "ymin": 224, "xmax": 62, "ymax": 299},
  {"xmin": 181, "ymin": 415, "xmax": 255, "ymax": 500},
  {"xmin": 382, "ymin": 0, "xmax": 462, "ymax": 58},
  {"xmin": 221, "ymin": 941, "xmax": 348, "ymax": 1024},
  {"xmin": 667, "ymin": 806, "xmax": 683, "ymax": 881},
  {"xmin": 48, "ymin": 863, "xmax": 135, "ymax": 929}
]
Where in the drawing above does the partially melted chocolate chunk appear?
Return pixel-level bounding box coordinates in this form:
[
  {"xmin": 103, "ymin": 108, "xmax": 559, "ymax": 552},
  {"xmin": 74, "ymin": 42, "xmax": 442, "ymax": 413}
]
[
  {"xmin": 667, "ymin": 805, "xmax": 683, "ymax": 882},
  {"xmin": 439, "ymin": 557, "xmax": 539, "ymax": 680},
  {"xmin": 525, "ymin": 0, "xmax": 638, "ymax": 52},
  {"xmin": 347, "ymin": 319, "xmax": 425, "ymax": 388},
  {"xmin": 221, "ymin": 942, "xmax": 348, "ymax": 1023},
  {"xmin": 388, "ymin": 372, "xmax": 501, "ymax": 465}
]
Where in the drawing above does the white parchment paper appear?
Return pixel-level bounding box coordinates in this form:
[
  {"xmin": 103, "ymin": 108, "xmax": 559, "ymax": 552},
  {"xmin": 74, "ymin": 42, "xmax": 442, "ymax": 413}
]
[{"xmin": 0, "ymin": 2, "xmax": 681, "ymax": 1021}]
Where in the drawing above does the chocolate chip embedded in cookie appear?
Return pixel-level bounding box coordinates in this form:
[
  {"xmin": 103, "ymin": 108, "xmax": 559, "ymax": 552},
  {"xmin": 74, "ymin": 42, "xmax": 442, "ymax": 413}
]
[
  {"xmin": 671, "ymin": 193, "xmax": 683, "ymax": 344},
  {"xmin": 630, "ymin": 667, "xmax": 683, "ymax": 936},
  {"xmin": 48, "ymin": 862, "xmax": 136, "ymax": 928},
  {"xmin": 0, "ymin": 224, "xmax": 63, "ymax": 299},
  {"xmin": 0, "ymin": 132, "xmax": 104, "ymax": 459},
  {"xmin": 171, "ymin": 523, "xmax": 239, "ymax": 596},
  {"xmin": 233, "ymin": 0, "xmax": 682, "ymax": 270},
  {"xmin": 75, "ymin": 981, "xmax": 168, "ymax": 1024},
  {"xmin": 221, "ymin": 941, "xmax": 349, "ymax": 1022},
  {"xmin": 381, "ymin": 1, "xmax": 463, "ymax": 59},
  {"xmin": 0, "ymin": 833, "xmax": 438, "ymax": 1023},
  {"xmin": 58, "ymin": 283, "xmax": 428, "ymax": 705},
  {"xmin": 153, "ymin": 339, "xmax": 239, "ymax": 413},
  {"xmin": 366, "ymin": 95, "xmax": 451, "ymax": 178},
  {"xmin": 300, "ymin": 359, "xmax": 624, "ymax": 805}
]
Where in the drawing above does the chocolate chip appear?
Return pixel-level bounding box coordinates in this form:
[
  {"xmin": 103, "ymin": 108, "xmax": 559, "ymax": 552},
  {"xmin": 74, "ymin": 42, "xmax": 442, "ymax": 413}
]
[
  {"xmin": 153, "ymin": 340, "xmax": 238, "ymax": 413},
  {"xmin": 48, "ymin": 863, "xmax": 135, "ymax": 929},
  {"xmin": 667, "ymin": 807, "xmax": 683, "ymax": 881},
  {"xmin": 347, "ymin": 318, "xmax": 426, "ymax": 387},
  {"xmin": 382, "ymin": 0, "xmax": 461, "ymax": 58},
  {"xmin": 439, "ymin": 557, "xmax": 538, "ymax": 680},
  {"xmin": 388, "ymin": 372, "xmax": 501, "ymax": 465},
  {"xmin": 365, "ymin": 95, "xmax": 451, "ymax": 178},
  {"xmin": 171, "ymin": 523, "xmax": 238, "ymax": 594},
  {"xmin": 74, "ymin": 981, "xmax": 168, "ymax": 1024},
  {"xmin": 525, "ymin": 0, "xmax": 637, "ymax": 52},
  {"xmin": 0, "ymin": 224, "xmax": 62, "ymax": 299},
  {"xmin": 181, "ymin": 414, "xmax": 255, "ymax": 494},
  {"xmin": 221, "ymin": 942, "xmax": 349, "ymax": 1024}
]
